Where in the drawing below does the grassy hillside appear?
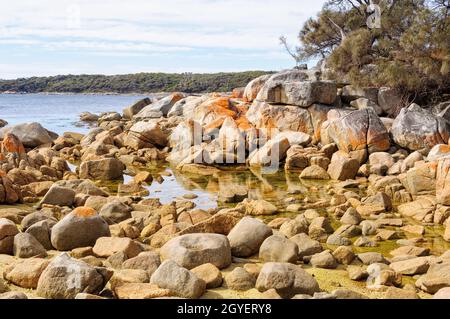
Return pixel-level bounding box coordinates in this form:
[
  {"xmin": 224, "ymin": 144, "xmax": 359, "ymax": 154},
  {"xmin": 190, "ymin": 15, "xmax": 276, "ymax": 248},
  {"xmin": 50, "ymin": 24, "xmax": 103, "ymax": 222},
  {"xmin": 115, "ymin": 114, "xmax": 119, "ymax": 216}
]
[{"xmin": 0, "ymin": 71, "xmax": 271, "ymax": 94}]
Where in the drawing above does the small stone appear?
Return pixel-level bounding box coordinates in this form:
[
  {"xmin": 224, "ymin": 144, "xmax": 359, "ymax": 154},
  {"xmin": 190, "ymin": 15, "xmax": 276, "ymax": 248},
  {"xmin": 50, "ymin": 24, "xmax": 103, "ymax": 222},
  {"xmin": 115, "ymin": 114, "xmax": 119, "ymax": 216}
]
[
  {"xmin": 310, "ymin": 250, "xmax": 337, "ymax": 269},
  {"xmin": 332, "ymin": 246, "xmax": 355, "ymax": 265},
  {"xmin": 93, "ymin": 237, "xmax": 142, "ymax": 258},
  {"xmin": 224, "ymin": 267, "xmax": 256, "ymax": 291},
  {"xmin": 191, "ymin": 263, "xmax": 223, "ymax": 289}
]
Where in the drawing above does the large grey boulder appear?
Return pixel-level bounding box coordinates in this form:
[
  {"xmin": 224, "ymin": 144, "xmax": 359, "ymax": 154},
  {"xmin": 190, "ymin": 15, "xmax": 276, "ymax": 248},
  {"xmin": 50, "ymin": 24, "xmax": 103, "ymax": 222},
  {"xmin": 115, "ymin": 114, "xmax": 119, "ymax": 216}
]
[
  {"xmin": 0, "ymin": 122, "xmax": 57, "ymax": 147},
  {"xmin": 227, "ymin": 217, "xmax": 272, "ymax": 257},
  {"xmin": 256, "ymin": 262, "xmax": 320, "ymax": 298},
  {"xmin": 391, "ymin": 104, "xmax": 450, "ymax": 152},
  {"xmin": 36, "ymin": 253, "xmax": 111, "ymax": 299},
  {"xmin": 160, "ymin": 233, "xmax": 232, "ymax": 269},
  {"xmin": 150, "ymin": 260, "xmax": 205, "ymax": 299},
  {"xmin": 51, "ymin": 207, "xmax": 110, "ymax": 251},
  {"xmin": 243, "ymin": 74, "xmax": 271, "ymax": 102}
]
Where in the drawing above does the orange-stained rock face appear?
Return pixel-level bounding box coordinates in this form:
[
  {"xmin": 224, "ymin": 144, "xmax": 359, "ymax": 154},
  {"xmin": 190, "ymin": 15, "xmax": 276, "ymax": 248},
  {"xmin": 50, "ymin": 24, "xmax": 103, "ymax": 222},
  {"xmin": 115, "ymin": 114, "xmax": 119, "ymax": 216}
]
[
  {"xmin": 1, "ymin": 133, "xmax": 26, "ymax": 155},
  {"xmin": 0, "ymin": 169, "xmax": 6, "ymax": 177},
  {"xmin": 72, "ymin": 207, "xmax": 97, "ymax": 218},
  {"xmin": 0, "ymin": 153, "xmax": 5, "ymax": 161},
  {"xmin": 170, "ymin": 92, "xmax": 185, "ymax": 103}
]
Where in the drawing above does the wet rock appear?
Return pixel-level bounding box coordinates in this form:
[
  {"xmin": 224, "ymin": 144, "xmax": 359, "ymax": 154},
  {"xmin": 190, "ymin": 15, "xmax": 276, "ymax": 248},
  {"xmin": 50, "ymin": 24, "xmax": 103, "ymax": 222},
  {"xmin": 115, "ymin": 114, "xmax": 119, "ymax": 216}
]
[
  {"xmin": 79, "ymin": 158, "xmax": 125, "ymax": 181},
  {"xmin": 3, "ymin": 258, "xmax": 50, "ymax": 288},
  {"xmin": 160, "ymin": 233, "xmax": 231, "ymax": 269},
  {"xmin": 224, "ymin": 267, "xmax": 256, "ymax": 291},
  {"xmin": 191, "ymin": 263, "xmax": 223, "ymax": 289},
  {"xmin": 36, "ymin": 253, "xmax": 111, "ymax": 299},
  {"xmin": 93, "ymin": 237, "xmax": 142, "ymax": 258},
  {"xmin": 13, "ymin": 233, "xmax": 47, "ymax": 258},
  {"xmin": 300, "ymin": 165, "xmax": 330, "ymax": 180},
  {"xmin": 333, "ymin": 224, "xmax": 361, "ymax": 238},
  {"xmin": 218, "ymin": 186, "xmax": 248, "ymax": 203},
  {"xmin": 150, "ymin": 260, "xmax": 205, "ymax": 299},
  {"xmin": 310, "ymin": 250, "xmax": 337, "ymax": 269},
  {"xmin": 256, "ymin": 262, "xmax": 320, "ymax": 298},
  {"xmin": 227, "ymin": 217, "xmax": 272, "ymax": 257},
  {"xmin": 391, "ymin": 104, "xmax": 450, "ymax": 152},
  {"xmin": 51, "ymin": 207, "xmax": 110, "ymax": 251},
  {"xmin": 354, "ymin": 236, "xmax": 377, "ymax": 247},
  {"xmin": 259, "ymin": 235, "xmax": 298, "ymax": 263},
  {"xmin": 390, "ymin": 246, "xmax": 430, "ymax": 257}
]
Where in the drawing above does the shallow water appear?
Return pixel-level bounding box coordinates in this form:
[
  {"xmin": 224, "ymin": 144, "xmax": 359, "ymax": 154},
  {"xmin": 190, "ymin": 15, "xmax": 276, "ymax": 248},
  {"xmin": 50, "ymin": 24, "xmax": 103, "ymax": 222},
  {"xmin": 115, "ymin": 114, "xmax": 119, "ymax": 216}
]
[
  {"xmin": 3, "ymin": 93, "xmax": 450, "ymax": 260},
  {"xmin": 0, "ymin": 93, "xmax": 147, "ymax": 134}
]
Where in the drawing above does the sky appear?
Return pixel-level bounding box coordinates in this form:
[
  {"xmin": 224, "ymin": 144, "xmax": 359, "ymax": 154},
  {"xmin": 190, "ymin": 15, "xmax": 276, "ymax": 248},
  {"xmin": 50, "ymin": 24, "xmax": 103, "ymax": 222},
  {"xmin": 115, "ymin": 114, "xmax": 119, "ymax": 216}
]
[{"xmin": 0, "ymin": 0, "xmax": 326, "ymax": 79}]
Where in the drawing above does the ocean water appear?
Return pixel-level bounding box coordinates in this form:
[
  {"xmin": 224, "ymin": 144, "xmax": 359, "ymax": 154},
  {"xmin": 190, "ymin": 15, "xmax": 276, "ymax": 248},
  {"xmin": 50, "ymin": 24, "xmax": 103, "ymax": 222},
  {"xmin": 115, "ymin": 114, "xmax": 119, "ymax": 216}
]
[{"xmin": 0, "ymin": 93, "xmax": 148, "ymax": 135}]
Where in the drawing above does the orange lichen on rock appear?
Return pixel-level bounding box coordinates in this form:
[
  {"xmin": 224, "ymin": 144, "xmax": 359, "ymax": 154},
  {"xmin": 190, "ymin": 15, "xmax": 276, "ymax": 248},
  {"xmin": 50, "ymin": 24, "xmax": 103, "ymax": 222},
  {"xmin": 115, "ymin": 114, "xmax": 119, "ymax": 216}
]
[
  {"xmin": 1, "ymin": 133, "xmax": 26, "ymax": 155},
  {"xmin": 0, "ymin": 169, "xmax": 6, "ymax": 177},
  {"xmin": 170, "ymin": 92, "xmax": 185, "ymax": 104},
  {"xmin": 206, "ymin": 97, "xmax": 238, "ymax": 119},
  {"xmin": 73, "ymin": 207, "xmax": 97, "ymax": 218}
]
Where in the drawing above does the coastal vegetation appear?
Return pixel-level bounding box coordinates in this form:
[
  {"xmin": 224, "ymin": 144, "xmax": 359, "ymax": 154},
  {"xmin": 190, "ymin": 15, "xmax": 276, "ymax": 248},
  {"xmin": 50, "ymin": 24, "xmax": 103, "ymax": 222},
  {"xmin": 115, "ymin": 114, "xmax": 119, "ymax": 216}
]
[{"xmin": 0, "ymin": 71, "xmax": 270, "ymax": 94}]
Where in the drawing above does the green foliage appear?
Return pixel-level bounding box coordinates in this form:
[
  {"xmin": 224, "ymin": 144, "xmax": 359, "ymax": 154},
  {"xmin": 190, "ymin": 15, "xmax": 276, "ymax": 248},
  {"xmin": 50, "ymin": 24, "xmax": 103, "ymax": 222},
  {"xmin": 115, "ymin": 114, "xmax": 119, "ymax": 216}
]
[
  {"xmin": 0, "ymin": 71, "xmax": 270, "ymax": 94},
  {"xmin": 296, "ymin": 0, "xmax": 450, "ymax": 101}
]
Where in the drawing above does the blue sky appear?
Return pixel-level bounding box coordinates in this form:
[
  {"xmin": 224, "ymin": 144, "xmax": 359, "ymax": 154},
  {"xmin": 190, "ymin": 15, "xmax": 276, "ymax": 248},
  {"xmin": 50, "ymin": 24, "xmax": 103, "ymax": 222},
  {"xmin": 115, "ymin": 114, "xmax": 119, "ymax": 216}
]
[{"xmin": 0, "ymin": 0, "xmax": 326, "ymax": 79}]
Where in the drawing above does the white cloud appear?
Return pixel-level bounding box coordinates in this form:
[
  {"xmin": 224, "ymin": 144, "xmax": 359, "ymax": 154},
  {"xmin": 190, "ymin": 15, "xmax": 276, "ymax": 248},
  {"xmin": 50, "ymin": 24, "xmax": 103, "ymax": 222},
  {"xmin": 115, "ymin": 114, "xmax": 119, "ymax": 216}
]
[{"xmin": 0, "ymin": 0, "xmax": 326, "ymax": 77}]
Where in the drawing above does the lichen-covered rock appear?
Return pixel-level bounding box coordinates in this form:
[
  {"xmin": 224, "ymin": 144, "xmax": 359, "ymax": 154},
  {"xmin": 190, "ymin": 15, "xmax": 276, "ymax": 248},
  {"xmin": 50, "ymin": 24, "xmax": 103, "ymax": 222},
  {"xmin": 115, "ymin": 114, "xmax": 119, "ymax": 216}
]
[
  {"xmin": 321, "ymin": 108, "xmax": 390, "ymax": 154},
  {"xmin": 51, "ymin": 207, "xmax": 110, "ymax": 251},
  {"xmin": 243, "ymin": 74, "xmax": 271, "ymax": 102},
  {"xmin": 391, "ymin": 104, "xmax": 450, "ymax": 152},
  {"xmin": 134, "ymin": 93, "xmax": 185, "ymax": 118}
]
